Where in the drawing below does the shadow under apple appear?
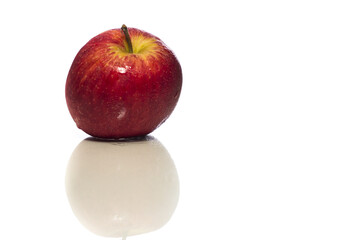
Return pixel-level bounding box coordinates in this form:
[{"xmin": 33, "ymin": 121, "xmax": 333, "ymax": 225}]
[{"xmin": 65, "ymin": 136, "xmax": 179, "ymax": 239}]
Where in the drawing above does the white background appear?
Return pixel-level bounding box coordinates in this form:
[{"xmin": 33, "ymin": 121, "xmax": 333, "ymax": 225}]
[{"xmin": 1, "ymin": 0, "xmax": 360, "ymax": 239}]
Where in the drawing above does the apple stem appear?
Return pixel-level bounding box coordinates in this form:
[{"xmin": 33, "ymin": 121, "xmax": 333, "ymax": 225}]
[{"xmin": 121, "ymin": 24, "xmax": 133, "ymax": 53}]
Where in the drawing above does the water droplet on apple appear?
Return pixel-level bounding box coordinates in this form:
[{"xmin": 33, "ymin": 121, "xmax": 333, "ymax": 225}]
[
  {"xmin": 117, "ymin": 108, "xmax": 127, "ymax": 120},
  {"xmin": 118, "ymin": 67, "xmax": 127, "ymax": 74},
  {"xmin": 117, "ymin": 65, "xmax": 131, "ymax": 74},
  {"xmin": 174, "ymin": 91, "xmax": 179, "ymax": 99}
]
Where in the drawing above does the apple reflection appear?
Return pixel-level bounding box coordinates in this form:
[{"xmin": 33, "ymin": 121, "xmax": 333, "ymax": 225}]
[{"xmin": 65, "ymin": 136, "xmax": 179, "ymax": 239}]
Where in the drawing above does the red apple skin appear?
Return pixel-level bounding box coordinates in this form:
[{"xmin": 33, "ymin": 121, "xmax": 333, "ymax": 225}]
[{"xmin": 66, "ymin": 28, "xmax": 182, "ymax": 139}]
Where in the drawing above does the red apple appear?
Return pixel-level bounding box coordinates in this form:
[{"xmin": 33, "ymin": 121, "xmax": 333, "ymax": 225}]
[{"xmin": 66, "ymin": 25, "xmax": 182, "ymax": 138}]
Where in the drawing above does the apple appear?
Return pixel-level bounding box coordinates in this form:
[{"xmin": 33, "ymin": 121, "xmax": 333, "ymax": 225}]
[{"xmin": 66, "ymin": 25, "xmax": 182, "ymax": 138}]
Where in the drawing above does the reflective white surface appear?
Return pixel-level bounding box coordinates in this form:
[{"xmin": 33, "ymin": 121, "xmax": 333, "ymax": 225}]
[
  {"xmin": 1, "ymin": 1, "xmax": 360, "ymax": 240},
  {"xmin": 66, "ymin": 137, "xmax": 179, "ymax": 238}
]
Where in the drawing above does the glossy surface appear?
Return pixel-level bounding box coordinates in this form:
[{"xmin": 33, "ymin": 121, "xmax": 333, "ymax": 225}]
[
  {"xmin": 66, "ymin": 28, "xmax": 182, "ymax": 138},
  {"xmin": 2, "ymin": 1, "xmax": 360, "ymax": 240},
  {"xmin": 66, "ymin": 137, "xmax": 179, "ymax": 238}
]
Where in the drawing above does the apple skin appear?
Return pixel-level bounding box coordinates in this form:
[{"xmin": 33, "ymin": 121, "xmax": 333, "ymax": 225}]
[{"xmin": 66, "ymin": 27, "xmax": 182, "ymax": 139}]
